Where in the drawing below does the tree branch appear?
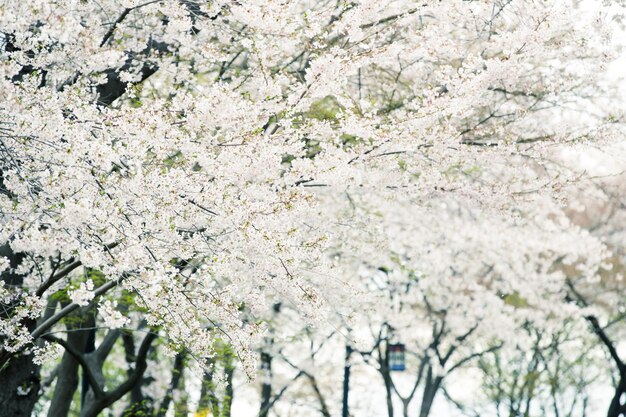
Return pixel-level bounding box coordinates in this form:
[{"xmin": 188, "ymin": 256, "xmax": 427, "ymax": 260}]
[
  {"xmin": 42, "ymin": 335, "xmax": 105, "ymax": 398},
  {"xmin": 31, "ymin": 278, "xmax": 125, "ymax": 341}
]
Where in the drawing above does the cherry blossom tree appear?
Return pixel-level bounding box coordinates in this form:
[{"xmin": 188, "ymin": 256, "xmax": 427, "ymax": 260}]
[{"xmin": 1, "ymin": 0, "xmax": 625, "ymax": 416}]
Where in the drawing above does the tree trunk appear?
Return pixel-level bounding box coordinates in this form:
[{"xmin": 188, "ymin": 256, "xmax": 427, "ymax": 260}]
[
  {"xmin": 120, "ymin": 332, "xmax": 151, "ymax": 417},
  {"xmin": 306, "ymin": 373, "xmax": 331, "ymax": 417},
  {"xmin": 342, "ymin": 344, "xmax": 352, "ymax": 417},
  {"xmin": 80, "ymin": 332, "xmax": 156, "ymax": 417},
  {"xmin": 0, "ymin": 352, "xmax": 41, "ymax": 417},
  {"xmin": 259, "ymin": 351, "xmax": 272, "ymax": 417},
  {"xmin": 80, "ymin": 327, "xmax": 96, "ymax": 408},
  {"xmin": 607, "ymin": 374, "xmax": 626, "ymax": 417},
  {"xmin": 223, "ymin": 358, "xmax": 235, "ymax": 417},
  {"xmin": 156, "ymin": 353, "xmax": 185, "ymax": 417},
  {"xmin": 382, "ymin": 344, "xmax": 394, "ymax": 417},
  {"xmin": 402, "ymin": 399, "xmax": 410, "ymax": 417},
  {"xmin": 199, "ymin": 364, "xmax": 219, "ymax": 417},
  {"xmin": 418, "ymin": 369, "xmax": 443, "ymax": 417},
  {"xmin": 47, "ymin": 316, "xmax": 94, "ymax": 417}
]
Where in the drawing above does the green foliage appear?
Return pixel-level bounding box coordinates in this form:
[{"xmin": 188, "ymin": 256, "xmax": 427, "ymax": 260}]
[
  {"xmin": 380, "ymin": 100, "xmax": 404, "ymax": 114},
  {"xmin": 442, "ymin": 163, "xmax": 482, "ymax": 180},
  {"xmin": 304, "ymin": 96, "xmax": 343, "ymax": 121},
  {"xmin": 340, "ymin": 133, "xmax": 363, "ymax": 149},
  {"xmin": 281, "ymin": 153, "xmax": 296, "ymax": 165},
  {"xmin": 50, "ymin": 287, "xmax": 71, "ymax": 304},
  {"xmin": 304, "ymin": 139, "xmax": 322, "ymax": 159},
  {"xmin": 163, "ymin": 151, "xmax": 185, "ymax": 170},
  {"xmin": 502, "ymin": 291, "xmax": 529, "ymax": 308}
]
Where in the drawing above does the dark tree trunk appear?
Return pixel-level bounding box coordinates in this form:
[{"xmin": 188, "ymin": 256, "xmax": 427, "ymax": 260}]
[
  {"xmin": 307, "ymin": 373, "xmax": 331, "ymax": 417},
  {"xmin": 0, "ymin": 352, "xmax": 41, "ymax": 417},
  {"xmin": 223, "ymin": 359, "xmax": 235, "ymax": 417},
  {"xmin": 120, "ymin": 332, "xmax": 151, "ymax": 417},
  {"xmin": 80, "ymin": 327, "xmax": 96, "ymax": 408},
  {"xmin": 607, "ymin": 374, "xmax": 626, "ymax": 417},
  {"xmin": 199, "ymin": 364, "xmax": 219, "ymax": 417},
  {"xmin": 48, "ymin": 315, "xmax": 94, "ymax": 417},
  {"xmin": 198, "ymin": 352, "xmax": 234, "ymax": 417},
  {"xmin": 258, "ymin": 304, "xmax": 281, "ymax": 417},
  {"xmin": 80, "ymin": 332, "xmax": 156, "ymax": 417},
  {"xmin": 382, "ymin": 343, "xmax": 394, "ymax": 417},
  {"xmin": 155, "ymin": 353, "xmax": 185, "ymax": 417},
  {"xmin": 418, "ymin": 369, "xmax": 443, "ymax": 417},
  {"xmin": 342, "ymin": 344, "xmax": 352, "ymax": 417},
  {"xmin": 259, "ymin": 351, "xmax": 272, "ymax": 417},
  {"xmin": 402, "ymin": 399, "xmax": 410, "ymax": 417}
]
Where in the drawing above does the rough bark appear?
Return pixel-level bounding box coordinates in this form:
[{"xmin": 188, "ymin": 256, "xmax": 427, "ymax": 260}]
[
  {"xmin": 80, "ymin": 332, "xmax": 156, "ymax": 417},
  {"xmin": 0, "ymin": 352, "xmax": 41, "ymax": 417},
  {"xmin": 47, "ymin": 313, "xmax": 95, "ymax": 417}
]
